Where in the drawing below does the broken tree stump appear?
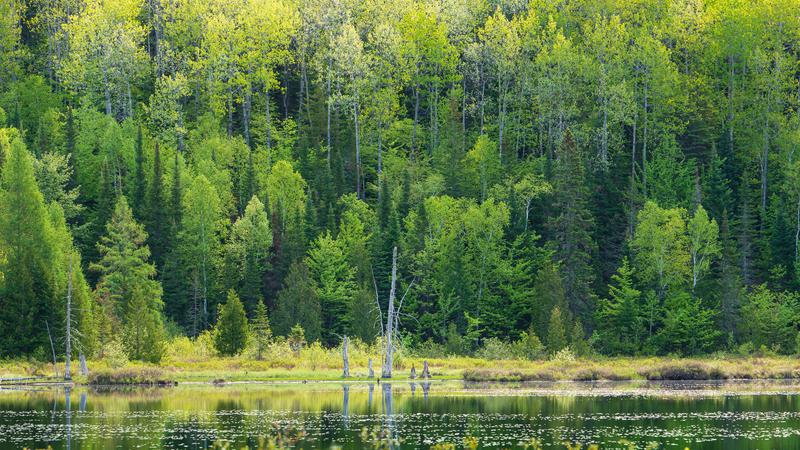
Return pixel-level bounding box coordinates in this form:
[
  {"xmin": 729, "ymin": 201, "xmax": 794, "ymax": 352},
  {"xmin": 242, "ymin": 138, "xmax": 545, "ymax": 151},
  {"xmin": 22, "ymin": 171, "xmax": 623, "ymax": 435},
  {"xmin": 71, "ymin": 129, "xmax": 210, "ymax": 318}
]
[{"xmin": 421, "ymin": 360, "xmax": 431, "ymax": 379}]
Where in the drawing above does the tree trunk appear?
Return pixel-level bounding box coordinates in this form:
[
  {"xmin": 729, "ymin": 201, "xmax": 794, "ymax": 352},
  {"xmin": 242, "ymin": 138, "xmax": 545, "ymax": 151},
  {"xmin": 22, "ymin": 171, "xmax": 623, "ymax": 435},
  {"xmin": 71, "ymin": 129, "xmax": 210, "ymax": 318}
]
[
  {"xmin": 354, "ymin": 99, "xmax": 361, "ymax": 199},
  {"xmin": 327, "ymin": 60, "xmax": 332, "ymax": 168},
  {"xmin": 642, "ymin": 83, "xmax": 648, "ymax": 195},
  {"xmin": 462, "ymin": 76, "xmax": 467, "ymax": 153},
  {"xmin": 480, "ymin": 63, "xmax": 485, "ymax": 134},
  {"xmin": 65, "ymin": 254, "xmax": 72, "ymax": 381},
  {"xmin": 342, "ymin": 335, "xmax": 350, "ymax": 378},
  {"xmin": 728, "ymin": 55, "xmax": 734, "ymax": 156},
  {"xmin": 381, "ymin": 247, "xmax": 398, "ymax": 378},
  {"xmin": 412, "ymin": 82, "xmax": 419, "ymax": 156},
  {"xmin": 102, "ymin": 65, "xmax": 112, "ymax": 116},
  {"xmin": 265, "ymin": 87, "xmax": 272, "ymax": 150},
  {"xmin": 243, "ymin": 88, "xmax": 251, "ymax": 147}
]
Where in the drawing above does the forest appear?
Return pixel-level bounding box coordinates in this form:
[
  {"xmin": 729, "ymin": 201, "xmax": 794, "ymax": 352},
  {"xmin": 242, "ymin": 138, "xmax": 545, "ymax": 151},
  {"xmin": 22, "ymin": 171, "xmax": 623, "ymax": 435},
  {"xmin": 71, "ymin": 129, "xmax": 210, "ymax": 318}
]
[{"xmin": 0, "ymin": 0, "xmax": 799, "ymax": 365}]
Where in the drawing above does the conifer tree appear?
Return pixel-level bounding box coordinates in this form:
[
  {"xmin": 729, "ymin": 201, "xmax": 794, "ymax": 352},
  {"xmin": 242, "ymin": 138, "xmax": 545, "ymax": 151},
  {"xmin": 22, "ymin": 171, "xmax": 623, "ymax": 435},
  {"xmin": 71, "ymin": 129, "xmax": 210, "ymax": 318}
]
[
  {"xmin": 595, "ymin": 257, "xmax": 643, "ymax": 355},
  {"xmin": 251, "ymin": 299, "xmax": 271, "ymax": 360},
  {"xmin": 546, "ymin": 305, "xmax": 568, "ymax": 354},
  {"xmin": 214, "ymin": 290, "xmax": 249, "ymax": 356},
  {"xmin": 91, "ymin": 196, "xmax": 166, "ymax": 362},
  {"xmin": 273, "ymin": 261, "xmax": 322, "ymax": 342},
  {"xmin": 133, "ymin": 124, "xmax": 146, "ymax": 218},
  {"xmin": 547, "ymin": 130, "xmax": 596, "ymax": 326}
]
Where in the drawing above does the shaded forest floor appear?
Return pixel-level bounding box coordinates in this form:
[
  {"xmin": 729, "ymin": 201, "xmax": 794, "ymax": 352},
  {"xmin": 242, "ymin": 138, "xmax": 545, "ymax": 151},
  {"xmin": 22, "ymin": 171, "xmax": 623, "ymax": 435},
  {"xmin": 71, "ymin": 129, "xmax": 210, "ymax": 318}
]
[{"xmin": 4, "ymin": 354, "xmax": 800, "ymax": 384}]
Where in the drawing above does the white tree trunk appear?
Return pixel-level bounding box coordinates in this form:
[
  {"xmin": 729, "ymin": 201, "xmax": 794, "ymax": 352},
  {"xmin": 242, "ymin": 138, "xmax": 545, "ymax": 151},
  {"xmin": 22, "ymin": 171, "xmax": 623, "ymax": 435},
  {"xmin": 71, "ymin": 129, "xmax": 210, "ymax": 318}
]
[
  {"xmin": 342, "ymin": 335, "xmax": 350, "ymax": 378},
  {"xmin": 381, "ymin": 247, "xmax": 398, "ymax": 378}
]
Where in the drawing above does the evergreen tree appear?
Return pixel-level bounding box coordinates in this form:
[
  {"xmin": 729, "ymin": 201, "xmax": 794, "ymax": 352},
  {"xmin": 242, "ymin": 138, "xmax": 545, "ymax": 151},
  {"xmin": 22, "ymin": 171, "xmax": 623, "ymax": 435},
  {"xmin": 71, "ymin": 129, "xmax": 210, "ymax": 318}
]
[
  {"xmin": 273, "ymin": 261, "xmax": 322, "ymax": 342},
  {"xmin": 306, "ymin": 232, "xmax": 355, "ymax": 345},
  {"xmin": 546, "ymin": 305, "xmax": 568, "ymax": 354},
  {"xmin": 251, "ymin": 299, "xmax": 271, "ymax": 360},
  {"xmin": 91, "ymin": 196, "xmax": 166, "ymax": 362},
  {"xmin": 595, "ymin": 257, "xmax": 643, "ymax": 355},
  {"xmin": 532, "ymin": 260, "xmax": 566, "ymax": 339},
  {"xmin": 214, "ymin": 290, "xmax": 249, "ymax": 356},
  {"xmin": 133, "ymin": 124, "xmax": 146, "ymax": 218},
  {"xmin": 547, "ymin": 130, "xmax": 596, "ymax": 326}
]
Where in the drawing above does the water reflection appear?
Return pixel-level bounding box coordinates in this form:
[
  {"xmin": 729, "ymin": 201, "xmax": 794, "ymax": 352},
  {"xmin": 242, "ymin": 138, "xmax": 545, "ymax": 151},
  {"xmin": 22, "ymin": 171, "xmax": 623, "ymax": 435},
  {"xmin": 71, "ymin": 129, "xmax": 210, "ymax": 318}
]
[{"xmin": 4, "ymin": 381, "xmax": 800, "ymax": 449}]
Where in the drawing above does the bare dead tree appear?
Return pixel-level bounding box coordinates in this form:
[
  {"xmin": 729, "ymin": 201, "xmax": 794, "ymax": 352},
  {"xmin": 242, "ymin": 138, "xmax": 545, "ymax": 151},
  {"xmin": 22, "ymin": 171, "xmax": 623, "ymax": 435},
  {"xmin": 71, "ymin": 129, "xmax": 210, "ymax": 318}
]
[
  {"xmin": 65, "ymin": 254, "xmax": 73, "ymax": 381},
  {"xmin": 342, "ymin": 335, "xmax": 350, "ymax": 378}
]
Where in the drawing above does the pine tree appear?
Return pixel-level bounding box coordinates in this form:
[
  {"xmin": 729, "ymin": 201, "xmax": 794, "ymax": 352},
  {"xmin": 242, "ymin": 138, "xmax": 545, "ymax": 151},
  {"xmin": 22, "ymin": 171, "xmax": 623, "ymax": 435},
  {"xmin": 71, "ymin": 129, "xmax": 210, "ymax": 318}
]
[
  {"xmin": 595, "ymin": 257, "xmax": 643, "ymax": 355},
  {"xmin": 91, "ymin": 196, "xmax": 166, "ymax": 362},
  {"xmin": 547, "ymin": 130, "xmax": 597, "ymax": 326},
  {"xmin": 251, "ymin": 299, "xmax": 271, "ymax": 360},
  {"xmin": 214, "ymin": 290, "xmax": 249, "ymax": 356},
  {"xmin": 273, "ymin": 261, "xmax": 322, "ymax": 342},
  {"xmin": 546, "ymin": 305, "xmax": 568, "ymax": 354}
]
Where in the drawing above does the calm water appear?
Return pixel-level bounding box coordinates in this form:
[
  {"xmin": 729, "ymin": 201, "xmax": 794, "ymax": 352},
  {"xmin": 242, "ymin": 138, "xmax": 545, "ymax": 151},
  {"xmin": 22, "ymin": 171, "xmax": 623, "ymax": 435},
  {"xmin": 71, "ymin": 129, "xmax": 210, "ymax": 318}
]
[{"xmin": 3, "ymin": 380, "xmax": 800, "ymax": 449}]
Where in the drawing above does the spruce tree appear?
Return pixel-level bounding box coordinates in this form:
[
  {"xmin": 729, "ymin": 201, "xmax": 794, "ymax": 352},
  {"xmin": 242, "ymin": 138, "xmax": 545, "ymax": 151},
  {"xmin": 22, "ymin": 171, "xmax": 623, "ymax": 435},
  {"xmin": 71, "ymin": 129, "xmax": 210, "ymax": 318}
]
[
  {"xmin": 91, "ymin": 196, "xmax": 166, "ymax": 362},
  {"xmin": 214, "ymin": 290, "xmax": 249, "ymax": 356},
  {"xmin": 547, "ymin": 130, "xmax": 597, "ymax": 326},
  {"xmin": 224, "ymin": 195, "xmax": 272, "ymax": 314},
  {"xmin": 546, "ymin": 305, "xmax": 568, "ymax": 354},
  {"xmin": 273, "ymin": 261, "xmax": 322, "ymax": 342},
  {"xmin": 251, "ymin": 299, "xmax": 271, "ymax": 360},
  {"xmin": 595, "ymin": 257, "xmax": 643, "ymax": 355}
]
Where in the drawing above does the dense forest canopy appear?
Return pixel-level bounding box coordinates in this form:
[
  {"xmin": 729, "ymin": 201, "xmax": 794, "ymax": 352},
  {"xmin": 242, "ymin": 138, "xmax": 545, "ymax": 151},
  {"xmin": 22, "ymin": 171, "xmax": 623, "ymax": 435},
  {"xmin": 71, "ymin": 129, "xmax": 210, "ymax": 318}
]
[{"xmin": 0, "ymin": 0, "xmax": 799, "ymax": 361}]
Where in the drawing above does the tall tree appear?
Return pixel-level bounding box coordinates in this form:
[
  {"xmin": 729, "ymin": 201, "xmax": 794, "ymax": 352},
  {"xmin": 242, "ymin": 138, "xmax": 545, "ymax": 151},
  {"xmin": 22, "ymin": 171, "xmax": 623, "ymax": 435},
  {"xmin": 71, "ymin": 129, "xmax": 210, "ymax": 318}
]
[
  {"xmin": 223, "ymin": 195, "xmax": 272, "ymax": 314},
  {"xmin": 0, "ymin": 137, "xmax": 61, "ymax": 356},
  {"xmin": 91, "ymin": 196, "xmax": 166, "ymax": 362},
  {"xmin": 180, "ymin": 174, "xmax": 224, "ymax": 334},
  {"xmin": 273, "ymin": 260, "xmax": 322, "ymax": 343},
  {"xmin": 547, "ymin": 130, "xmax": 596, "ymax": 325}
]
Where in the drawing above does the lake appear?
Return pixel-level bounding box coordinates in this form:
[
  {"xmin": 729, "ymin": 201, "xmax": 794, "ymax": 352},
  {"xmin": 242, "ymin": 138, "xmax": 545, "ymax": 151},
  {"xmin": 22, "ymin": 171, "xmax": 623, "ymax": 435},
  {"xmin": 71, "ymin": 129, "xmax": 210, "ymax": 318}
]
[{"xmin": 3, "ymin": 380, "xmax": 800, "ymax": 449}]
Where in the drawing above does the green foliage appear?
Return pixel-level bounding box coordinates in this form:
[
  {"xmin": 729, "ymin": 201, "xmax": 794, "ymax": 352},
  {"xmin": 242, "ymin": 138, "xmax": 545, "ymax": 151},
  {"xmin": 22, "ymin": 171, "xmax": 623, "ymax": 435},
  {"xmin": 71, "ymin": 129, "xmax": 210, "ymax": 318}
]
[
  {"xmin": 595, "ymin": 258, "xmax": 643, "ymax": 355},
  {"xmin": 307, "ymin": 232, "xmax": 355, "ymax": 346},
  {"xmin": 92, "ymin": 196, "xmax": 166, "ymax": 362},
  {"xmin": 214, "ymin": 290, "xmax": 249, "ymax": 356},
  {"xmin": 273, "ymin": 261, "xmax": 322, "ymax": 343},
  {"xmin": 0, "ymin": 137, "xmax": 62, "ymax": 356},
  {"xmin": 251, "ymin": 299, "xmax": 272, "ymax": 361},
  {"xmin": 655, "ymin": 292, "xmax": 720, "ymax": 356},
  {"xmin": 740, "ymin": 285, "xmax": 800, "ymax": 354},
  {"xmin": 546, "ymin": 306, "xmax": 568, "ymax": 354},
  {"xmin": 1, "ymin": 0, "xmax": 799, "ymax": 362}
]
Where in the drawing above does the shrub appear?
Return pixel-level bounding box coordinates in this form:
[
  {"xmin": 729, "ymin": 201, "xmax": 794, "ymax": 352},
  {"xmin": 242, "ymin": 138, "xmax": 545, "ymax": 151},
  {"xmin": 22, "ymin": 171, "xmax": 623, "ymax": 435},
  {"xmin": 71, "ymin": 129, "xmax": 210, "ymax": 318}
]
[
  {"xmin": 511, "ymin": 330, "xmax": 546, "ymax": 360},
  {"xmin": 640, "ymin": 362, "xmax": 726, "ymax": 380},
  {"xmin": 88, "ymin": 367, "xmax": 176, "ymax": 386},
  {"xmin": 475, "ymin": 337, "xmax": 516, "ymax": 360},
  {"xmin": 550, "ymin": 347, "xmax": 576, "ymax": 363},
  {"xmin": 100, "ymin": 339, "xmax": 129, "ymax": 369}
]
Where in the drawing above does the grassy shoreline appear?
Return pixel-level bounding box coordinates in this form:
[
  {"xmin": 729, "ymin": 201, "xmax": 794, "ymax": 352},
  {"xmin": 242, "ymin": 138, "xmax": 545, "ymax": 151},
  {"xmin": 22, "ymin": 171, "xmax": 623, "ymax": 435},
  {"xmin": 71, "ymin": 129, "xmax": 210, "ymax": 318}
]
[{"xmin": 3, "ymin": 355, "xmax": 800, "ymax": 385}]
